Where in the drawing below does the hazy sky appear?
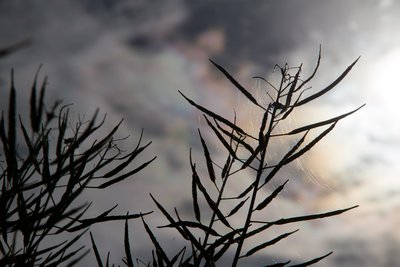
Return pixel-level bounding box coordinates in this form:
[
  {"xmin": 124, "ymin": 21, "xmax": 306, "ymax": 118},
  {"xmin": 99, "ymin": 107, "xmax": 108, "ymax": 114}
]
[{"xmin": 1, "ymin": 1, "xmax": 400, "ymax": 266}]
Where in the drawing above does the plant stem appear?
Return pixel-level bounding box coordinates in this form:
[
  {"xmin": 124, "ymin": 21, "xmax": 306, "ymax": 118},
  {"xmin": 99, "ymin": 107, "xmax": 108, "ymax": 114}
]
[
  {"xmin": 231, "ymin": 78, "xmax": 283, "ymax": 267},
  {"xmin": 201, "ymin": 143, "xmax": 238, "ymax": 266}
]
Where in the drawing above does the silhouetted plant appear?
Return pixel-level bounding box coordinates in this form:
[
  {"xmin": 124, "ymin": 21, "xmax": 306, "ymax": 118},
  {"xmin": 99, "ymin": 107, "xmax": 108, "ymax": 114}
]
[
  {"xmin": 0, "ymin": 65, "xmax": 155, "ymax": 266},
  {"xmin": 126, "ymin": 49, "xmax": 364, "ymax": 267},
  {"xmin": 0, "ymin": 41, "xmax": 364, "ymax": 267},
  {"xmin": 0, "ymin": 39, "xmax": 32, "ymax": 59}
]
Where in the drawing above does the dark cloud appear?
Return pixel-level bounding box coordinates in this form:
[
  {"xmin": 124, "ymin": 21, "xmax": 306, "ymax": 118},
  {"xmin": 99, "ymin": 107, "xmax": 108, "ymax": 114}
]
[{"xmin": 178, "ymin": 1, "xmax": 371, "ymax": 67}]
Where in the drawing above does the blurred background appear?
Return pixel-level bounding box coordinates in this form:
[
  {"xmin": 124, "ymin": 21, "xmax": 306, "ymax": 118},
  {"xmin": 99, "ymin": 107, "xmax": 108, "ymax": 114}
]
[{"xmin": 1, "ymin": 0, "xmax": 400, "ymax": 266}]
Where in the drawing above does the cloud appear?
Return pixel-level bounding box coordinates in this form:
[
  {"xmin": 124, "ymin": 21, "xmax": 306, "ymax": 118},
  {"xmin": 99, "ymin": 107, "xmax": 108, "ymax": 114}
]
[{"xmin": 2, "ymin": 1, "xmax": 400, "ymax": 266}]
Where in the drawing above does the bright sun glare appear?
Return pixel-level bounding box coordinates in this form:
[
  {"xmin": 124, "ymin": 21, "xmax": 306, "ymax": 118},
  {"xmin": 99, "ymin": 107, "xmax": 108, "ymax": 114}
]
[
  {"xmin": 293, "ymin": 47, "xmax": 400, "ymax": 205},
  {"xmin": 364, "ymin": 47, "xmax": 400, "ymax": 145},
  {"xmin": 369, "ymin": 48, "xmax": 400, "ymax": 113}
]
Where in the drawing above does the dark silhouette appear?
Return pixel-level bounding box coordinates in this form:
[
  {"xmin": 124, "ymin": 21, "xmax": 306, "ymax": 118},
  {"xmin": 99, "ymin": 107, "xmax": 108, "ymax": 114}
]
[{"xmin": 0, "ymin": 44, "xmax": 363, "ymax": 266}]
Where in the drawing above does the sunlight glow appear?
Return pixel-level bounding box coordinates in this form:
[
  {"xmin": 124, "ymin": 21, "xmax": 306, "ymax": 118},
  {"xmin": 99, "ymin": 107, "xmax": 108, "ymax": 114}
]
[{"xmin": 367, "ymin": 47, "xmax": 400, "ymax": 136}]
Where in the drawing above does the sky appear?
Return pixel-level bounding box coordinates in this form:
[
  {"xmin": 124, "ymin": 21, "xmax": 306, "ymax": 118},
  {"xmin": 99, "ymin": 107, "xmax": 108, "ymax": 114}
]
[{"xmin": 1, "ymin": 0, "xmax": 400, "ymax": 266}]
